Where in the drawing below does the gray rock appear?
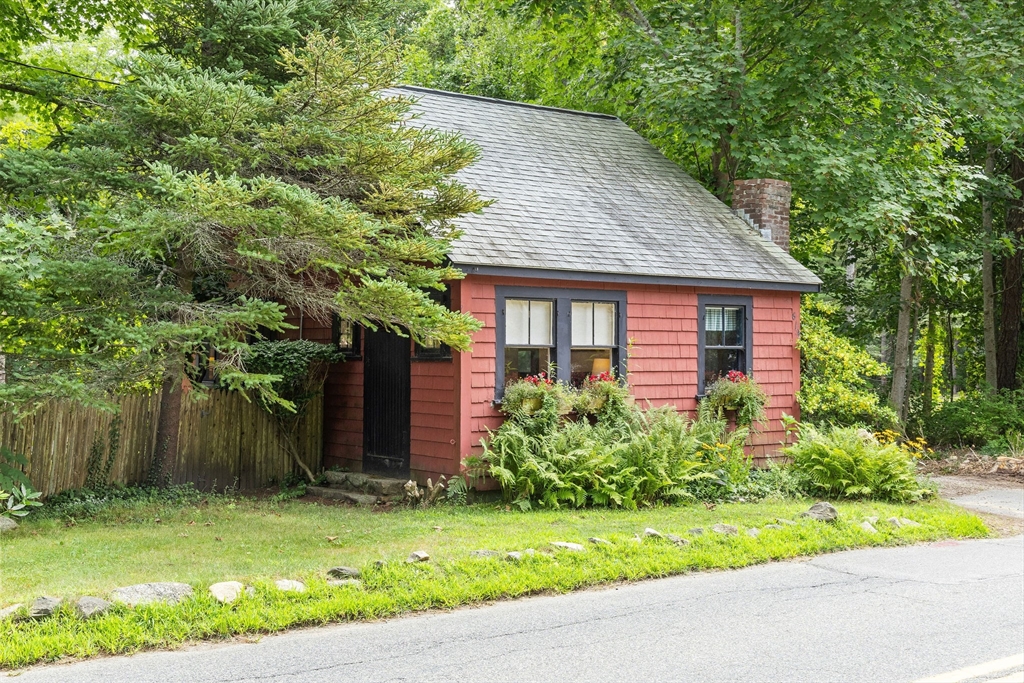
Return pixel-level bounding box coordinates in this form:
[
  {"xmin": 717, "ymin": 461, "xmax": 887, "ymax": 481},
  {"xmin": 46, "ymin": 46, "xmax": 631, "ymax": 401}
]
[
  {"xmin": 469, "ymin": 550, "xmax": 502, "ymax": 558},
  {"xmin": 665, "ymin": 533, "xmax": 689, "ymax": 546},
  {"xmin": 643, "ymin": 528, "xmax": 663, "ymax": 539},
  {"xmin": 406, "ymin": 550, "xmax": 430, "ymax": 563},
  {"xmin": 865, "ymin": 516, "xmax": 879, "ymax": 525},
  {"xmin": 550, "ymin": 541, "xmax": 585, "ymax": 552},
  {"xmin": 76, "ymin": 596, "xmax": 112, "ymax": 618},
  {"xmin": 860, "ymin": 521, "xmax": 878, "ymax": 534},
  {"xmin": 274, "ymin": 579, "xmax": 306, "ymax": 593},
  {"xmin": 687, "ymin": 528, "xmax": 704, "ymax": 536},
  {"xmin": 746, "ymin": 527, "xmax": 761, "ymax": 538},
  {"xmin": 800, "ymin": 502, "xmax": 839, "ymax": 522},
  {"xmin": 209, "ymin": 581, "xmax": 245, "ymax": 604},
  {"xmin": 29, "ymin": 596, "xmax": 62, "ymax": 619},
  {"xmin": 887, "ymin": 516, "xmax": 903, "ymax": 528},
  {"xmin": 899, "ymin": 517, "xmax": 923, "ymax": 528},
  {"xmin": 327, "ymin": 579, "xmax": 362, "ymax": 588},
  {"xmin": 373, "ymin": 560, "xmax": 386, "ymax": 568},
  {"xmin": 327, "ymin": 566, "xmax": 361, "ymax": 579},
  {"xmin": 0, "ymin": 516, "xmax": 18, "ymax": 532},
  {"xmin": 0, "ymin": 604, "xmax": 23, "ymax": 620},
  {"xmin": 711, "ymin": 524, "xmax": 738, "ymax": 536},
  {"xmin": 764, "ymin": 524, "xmax": 783, "ymax": 530},
  {"xmin": 111, "ymin": 582, "xmax": 194, "ymax": 607},
  {"xmin": 588, "ymin": 537, "xmax": 613, "ymax": 546},
  {"xmin": 776, "ymin": 518, "xmax": 796, "ymax": 526}
]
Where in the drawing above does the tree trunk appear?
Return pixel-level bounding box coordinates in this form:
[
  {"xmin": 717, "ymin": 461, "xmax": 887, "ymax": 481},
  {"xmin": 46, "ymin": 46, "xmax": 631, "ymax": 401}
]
[
  {"xmin": 904, "ymin": 297, "xmax": 920, "ymax": 420},
  {"xmin": 845, "ymin": 249, "xmax": 857, "ymax": 325},
  {"xmin": 982, "ymin": 144, "xmax": 999, "ymax": 390},
  {"xmin": 996, "ymin": 148, "xmax": 1023, "ymax": 390},
  {"xmin": 889, "ymin": 268, "xmax": 915, "ymax": 422},
  {"xmin": 153, "ymin": 374, "xmax": 183, "ymax": 482},
  {"xmin": 947, "ymin": 313, "xmax": 958, "ymax": 402},
  {"xmin": 923, "ymin": 313, "xmax": 936, "ymax": 416}
]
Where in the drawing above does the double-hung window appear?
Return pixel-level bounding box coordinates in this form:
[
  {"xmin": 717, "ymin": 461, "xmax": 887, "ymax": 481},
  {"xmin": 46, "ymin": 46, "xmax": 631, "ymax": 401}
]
[
  {"xmin": 698, "ymin": 295, "xmax": 753, "ymax": 393},
  {"xmin": 496, "ymin": 287, "xmax": 627, "ymax": 398},
  {"xmin": 504, "ymin": 299, "xmax": 554, "ymax": 382},
  {"xmin": 570, "ymin": 301, "xmax": 616, "ymax": 385}
]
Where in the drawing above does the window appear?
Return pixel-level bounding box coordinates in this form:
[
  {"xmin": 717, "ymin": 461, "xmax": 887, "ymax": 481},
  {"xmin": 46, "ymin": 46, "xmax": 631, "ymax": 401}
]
[
  {"xmin": 503, "ymin": 299, "xmax": 553, "ymax": 383},
  {"xmin": 698, "ymin": 295, "xmax": 752, "ymax": 394},
  {"xmin": 570, "ymin": 301, "xmax": 616, "ymax": 385},
  {"xmin": 332, "ymin": 314, "xmax": 362, "ymax": 358},
  {"xmin": 415, "ymin": 286, "xmax": 453, "ymax": 360},
  {"xmin": 495, "ymin": 287, "xmax": 627, "ymax": 398}
]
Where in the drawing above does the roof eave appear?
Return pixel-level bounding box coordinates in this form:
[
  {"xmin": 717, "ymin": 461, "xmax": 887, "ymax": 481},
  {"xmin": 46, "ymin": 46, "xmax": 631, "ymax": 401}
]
[{"xmin": 453, "ymin": 264, "xmax": 822, "ymax": 293}]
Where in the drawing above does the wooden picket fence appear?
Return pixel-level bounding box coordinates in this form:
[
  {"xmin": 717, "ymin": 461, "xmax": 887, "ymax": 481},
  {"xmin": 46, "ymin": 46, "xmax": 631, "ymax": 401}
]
[{"xmin": 0, "ymin": 391, "xmax": 322, "ymax": 496}]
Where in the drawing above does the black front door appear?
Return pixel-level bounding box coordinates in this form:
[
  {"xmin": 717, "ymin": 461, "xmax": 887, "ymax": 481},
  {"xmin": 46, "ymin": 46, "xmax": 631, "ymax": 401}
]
[{"xmin": 363, "ymin": 328, "xmax": 411, "ymax": 476}]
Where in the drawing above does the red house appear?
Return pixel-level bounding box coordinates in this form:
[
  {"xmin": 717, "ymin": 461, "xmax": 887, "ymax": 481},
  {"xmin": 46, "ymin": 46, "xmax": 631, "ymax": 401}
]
[{"xmin": 307, "ymin": 87, "xmax": 821, "ymax": 484}]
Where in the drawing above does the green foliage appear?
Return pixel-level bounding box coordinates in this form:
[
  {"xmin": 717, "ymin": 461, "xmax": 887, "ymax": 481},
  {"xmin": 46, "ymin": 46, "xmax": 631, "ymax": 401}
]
[
  {"xmin": 84, "ymin": 417, "xmax": 121, "ymax": 490},
  {"xmin": 38, "ymin": 483, "xmax": 205, "ymax": 520},
  {"xmin": 0, "ymin": 444, "xmax": 32, "ymax": 492},
  {"xmin": 784, "ymin": 424, "xmax": 930, "ymax": 503},
  {"xmin": 797, "ymin": 298, "xmax": 899, "ymax": 429},
  {"xmin": 246, "ymin": 340, "xmax": 342, "ymax": 417},
  {"xmin": 0, "ymin": 34, "xmax": 484, "ymax": 414},
  {"xmin": 2, "ymin": 483, "xmax": 42, "ymax": 517},
  {"xmin": 482, "ymin": 379, "xmax": 747, "ymax": 509},
  {"xmin": 704, "ymin": 373, "xmax": 768, "ymax": 428},
  {"xmin": 923, "ymin": 389, "xmax": 1024, "ymax": 449}
]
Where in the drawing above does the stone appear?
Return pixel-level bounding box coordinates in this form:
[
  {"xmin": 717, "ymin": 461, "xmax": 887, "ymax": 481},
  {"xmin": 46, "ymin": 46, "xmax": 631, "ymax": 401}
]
[
  {"xmin": 687, "ymin": 528, "xmax": 704, "ymax": 536},
  {"xmin": 887, "ymin": 517, "xmax": 903, "ymax": 528},
  {"xmin": 0, "ymin": 604, "xmax": 23, "ymax": 621},
  {"xmin": 322, "ymin": 470, "xmax": 349, "ymax": 486},
  {"xmin": 29, "ymin": 596, "xmax": 62, "ymax": 619},
  {"xmin": 469, "ymin": 550, "xmax": 502, "ymax": 558},
  {"xmin": 800, "ymin": 502, "xmax": 839, "ymax": 522},
  {"xmin": 665, "ymin": 534, "xmax": 689, "ymax": 546},
  {"xmin": 764, "ymin": 524, "xmax": 783, "ymax": 530},
  {"xmin": 899, "ymin": 517, "xmax": 923, "ymax": 528},
  {"xmin": 76, "ymin": 596, "xmax": 112, "ymax": 618},
  {"xmin": 506, "ymin": 549, "xmax": 536, "ymax": 561},
  {"xmin": 327, "ymin": 579, "xmax": 362, "ymax": 588},
  {"xmin": 209, "ymin": 581, "xmax": 246, "ymax": 604},
  {"xmin": 865, "ymin": 516, "xmax": 879, "ymax": 525},
  {"xmin": 588, "ymin": 537, "xmax": 612, "ymax": 546},
  {"xmin": 111, "ymin": 582, "xmax": 194, "ymax": 607},
  {"xmin": 859, "ymin": 521, "xmax": 878, "ymax": 534},
  {"xmin": 775, "ymin": 518, "xmax": 796, "ymax": 526},
  {"xmin": 327, "ymin": 566, "xmax": 361, "ymax": 579},
  {"xmin": 550, "ymin": 541, "xmax": 585, "ymax": 552},
  {"xmin": 0, "ymin": 516, "xmax": 18, "ymax": 532},
  {"xmin": 711, "ymin": 524, "xmax": 738, "ymax": 536},
  {"xmin": 746, "ymin": 527, "xmax": 761, "ymax": 538},
  {"xmin": 274, "ymin": 579, "xmax": 306, "ymax": 593},
  {"xmin": 406, "ymin": 550, "xmax": 430, "ymax": 563},
  {"xmin": 643, "ymin": 528, "xmax": 663, "ymax": 539}
]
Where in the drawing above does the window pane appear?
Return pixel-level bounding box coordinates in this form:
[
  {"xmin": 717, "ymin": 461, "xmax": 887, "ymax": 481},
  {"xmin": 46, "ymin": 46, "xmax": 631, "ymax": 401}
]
[
  {"xmin": 529, "ymin": 300, "xmax": 553, "ymax": 345},
  {"xmin": 570, "ymin": 348, "xmax": 612, "ymax": 386},
  {"xmin": 506, "ymin": 299, "xmax": 530, "ymax": 345},
  {"xmin": 723, "ymin": 307, "xmax": 743, "ymax": 346},
  {"xmin": 593, "ymin": 303, "xmax": 615, "ymax": 346},
  {"xmin": 704, "ymin": 349, "xmax": 743, "ymax": 387},
  {"xmin": 705, "ymin": 306, "xmax": 723, "ymax": 346},
  {"xmin": 572, "ymin": 302, "xmax": 594, "ymax": 345},
  {"xmin": 337, "ymin": 320, "xmax": 353, "ymax": 349},
  {"xmin": 504, "ymin": 347, "xmax": 551, "ymax": 384}
]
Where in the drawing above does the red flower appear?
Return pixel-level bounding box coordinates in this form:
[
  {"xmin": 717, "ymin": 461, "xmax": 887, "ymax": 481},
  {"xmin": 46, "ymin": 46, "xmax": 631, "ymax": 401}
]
[
  {"xmin": 587, "ymin": 371, "xmax": 615, "ymax": 383},
  {"xmin": 726, "ymin": 370, "xmax": 747, "ymax": 383}
]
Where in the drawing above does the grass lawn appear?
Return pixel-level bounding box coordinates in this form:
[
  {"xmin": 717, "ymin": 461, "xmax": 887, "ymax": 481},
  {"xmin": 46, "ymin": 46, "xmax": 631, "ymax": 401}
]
[{"xmin": 0, "ymin": 495, "xmax": 988, "ymax": 669}]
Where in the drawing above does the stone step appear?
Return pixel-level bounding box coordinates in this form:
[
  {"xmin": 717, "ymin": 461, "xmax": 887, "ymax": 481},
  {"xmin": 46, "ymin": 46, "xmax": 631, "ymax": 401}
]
[
  {"xmin": 306, "ymin": 487, "xmax": 379, "ymax": 506},
  {"xmin": 321, "ymin": 471, "xmax": 407, "ymax": 497}
]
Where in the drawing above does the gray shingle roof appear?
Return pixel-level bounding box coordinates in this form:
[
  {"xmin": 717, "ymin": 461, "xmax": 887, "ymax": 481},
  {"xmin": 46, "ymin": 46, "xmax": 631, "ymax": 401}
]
[{"xmin": 397, "ymin": 86, "xmax": 821, "ymax": 291}]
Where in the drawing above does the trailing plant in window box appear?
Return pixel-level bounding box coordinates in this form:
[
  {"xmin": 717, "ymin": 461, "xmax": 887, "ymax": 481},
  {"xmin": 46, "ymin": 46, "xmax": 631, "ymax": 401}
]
[
  {"xmin": 574, "ymin": 371, "xmax": 633, "ymax": 427},
  {"xmin": 704, "ymin": 371, "xmax": 768, "ymax": 427},
  {"xmin": 498, "ymin": 373, "xmax": 572, "ymax": 435}
]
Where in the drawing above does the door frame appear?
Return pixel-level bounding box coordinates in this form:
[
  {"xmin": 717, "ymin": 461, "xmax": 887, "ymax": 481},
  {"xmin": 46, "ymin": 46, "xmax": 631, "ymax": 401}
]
[{"xmin": 362, "ymin": 328, "xmax": 411, "ymax": 477}]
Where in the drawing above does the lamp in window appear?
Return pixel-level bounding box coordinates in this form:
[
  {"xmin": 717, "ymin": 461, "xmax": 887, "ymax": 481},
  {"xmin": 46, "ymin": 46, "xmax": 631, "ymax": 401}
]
[{"xmin": 591, "ymin": 357, "xmax": 611, "ymax": 375}]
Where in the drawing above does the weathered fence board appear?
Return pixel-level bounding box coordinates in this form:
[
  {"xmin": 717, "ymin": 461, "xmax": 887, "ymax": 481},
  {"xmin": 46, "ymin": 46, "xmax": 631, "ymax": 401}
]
[{"xmin": 0, "ymin": 391, "xmax": 322, "ymax": 496}]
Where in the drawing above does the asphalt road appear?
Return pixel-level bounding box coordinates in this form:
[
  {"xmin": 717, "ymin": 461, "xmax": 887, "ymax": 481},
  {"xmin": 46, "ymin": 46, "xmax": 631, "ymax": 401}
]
[{"xmin": 14, "ymin": 533, "xmax": 1024, "ymax": 683}]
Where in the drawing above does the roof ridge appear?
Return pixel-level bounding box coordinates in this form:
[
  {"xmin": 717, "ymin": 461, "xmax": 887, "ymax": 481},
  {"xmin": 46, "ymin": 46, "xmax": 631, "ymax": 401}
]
[{"xmin": 396, "ymin": 85, "xmax": 619, "ymax": 121}]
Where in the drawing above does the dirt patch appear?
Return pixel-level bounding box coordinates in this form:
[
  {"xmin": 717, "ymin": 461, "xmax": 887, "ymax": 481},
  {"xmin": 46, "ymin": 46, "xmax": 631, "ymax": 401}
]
[
  {"xmin": 918, "ymin": 450, "xmax": 1024, "ymax": 478},
  {"xmin": 927, "ymin": 475, "xmax": 1024, "ymax": 537}
]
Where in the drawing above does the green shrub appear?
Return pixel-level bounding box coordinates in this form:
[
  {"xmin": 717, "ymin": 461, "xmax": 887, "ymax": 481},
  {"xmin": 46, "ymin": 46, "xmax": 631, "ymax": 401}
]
[
  {"xmin": 39, "ymin": 484, "xmax": 205, "ymax": 520},
  {"xmin": 784, "ymin": 424, "xmax": 930, "ymax": 502},
  {"xmin": 482, "ymin": 379, "xmax": 742, "ymax": 509},
  {"xmin": 797, "ymin": 298, "xmax": 898, "ymax": 430},
  {"xmin": 704, "ymin": 371, "xmax": 768, "ymax": 427},
  {"xmin": 923, "ymin": 389, "xmax": 1024, "ymax": 449}
]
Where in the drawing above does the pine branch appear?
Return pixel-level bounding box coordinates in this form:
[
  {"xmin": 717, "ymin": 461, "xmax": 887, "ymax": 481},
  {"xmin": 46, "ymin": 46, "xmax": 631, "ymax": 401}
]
[{"xmin": 0, "ymin": 57, "xmax": 120, "ymax": 85}]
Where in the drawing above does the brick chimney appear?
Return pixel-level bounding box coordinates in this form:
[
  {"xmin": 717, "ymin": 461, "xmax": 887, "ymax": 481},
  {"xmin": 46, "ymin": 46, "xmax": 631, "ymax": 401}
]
[{"xmin": 732, "ymin": 179, "xmax": 792, "ymax": 252}]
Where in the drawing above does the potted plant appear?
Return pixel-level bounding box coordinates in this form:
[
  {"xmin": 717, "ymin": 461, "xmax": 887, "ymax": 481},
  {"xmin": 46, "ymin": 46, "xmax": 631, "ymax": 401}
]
[{"xmin": 705, "ymin": 371, "xmax": 768, "ymax": 428}]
